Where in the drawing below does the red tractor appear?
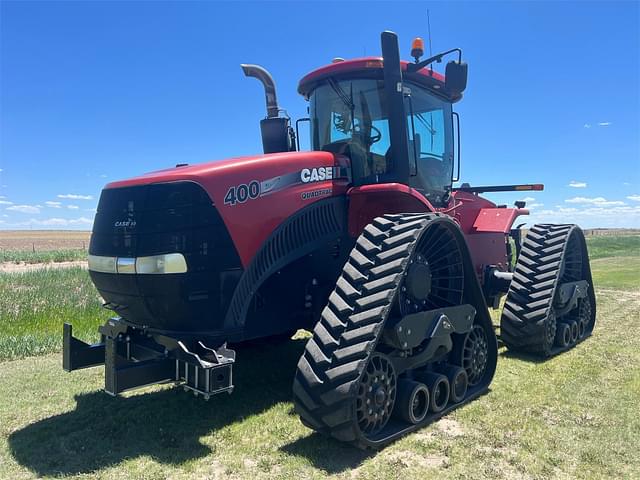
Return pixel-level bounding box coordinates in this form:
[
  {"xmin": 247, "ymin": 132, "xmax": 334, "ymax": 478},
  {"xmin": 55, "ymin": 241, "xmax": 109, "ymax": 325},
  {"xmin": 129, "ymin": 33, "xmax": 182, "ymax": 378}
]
[{"xmin": 64, "ymin": 31, "xmax": 596, "ymax": 449}]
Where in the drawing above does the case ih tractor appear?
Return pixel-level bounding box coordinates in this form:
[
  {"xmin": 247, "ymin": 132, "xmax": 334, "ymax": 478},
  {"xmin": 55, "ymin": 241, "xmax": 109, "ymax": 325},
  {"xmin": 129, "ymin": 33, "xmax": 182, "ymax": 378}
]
[{"xmin": 64, "ymin": 31, "xmax": 595, "ymax": 449}]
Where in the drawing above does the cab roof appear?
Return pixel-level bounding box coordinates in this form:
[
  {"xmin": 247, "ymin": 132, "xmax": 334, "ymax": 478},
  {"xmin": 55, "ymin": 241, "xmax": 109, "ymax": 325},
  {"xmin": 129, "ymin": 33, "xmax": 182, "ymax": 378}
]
[{"xmin": 298, "ymin": 56, "xmax": 454, "ymax": 101}]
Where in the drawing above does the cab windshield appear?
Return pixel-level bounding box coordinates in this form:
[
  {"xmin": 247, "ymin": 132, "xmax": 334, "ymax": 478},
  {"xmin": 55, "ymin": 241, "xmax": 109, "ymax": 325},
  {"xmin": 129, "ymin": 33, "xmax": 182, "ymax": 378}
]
[
  {"xmin": 309, "ymin": 78, "xmax": 453, "ymax": 206},
  {"xmin": 310, "ymin": 79, "xmax": 391, "ymax": 183}
]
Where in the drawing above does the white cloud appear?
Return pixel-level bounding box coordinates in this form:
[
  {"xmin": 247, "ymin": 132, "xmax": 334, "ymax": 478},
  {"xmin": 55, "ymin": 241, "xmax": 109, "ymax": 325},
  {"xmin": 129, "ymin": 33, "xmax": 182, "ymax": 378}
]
[
  {"xmin": 568, "ymin": 180, "xmax": 587, "ymax": 188},
  {"xmin": 1, "ymin": 214, "xmax": 7, "ymax": 218},
  {"xmin": 530, "ymin": 204, "xmax": 640, "ymax": 227},
  {"xmin": 100, "ymin": 174, "xmax": 108, "ymax": 178},
  {"xmin": 7, "ymin": 216, "xmax": 94, "ymax": 228},
  {"xmin": 565, "ymin": 196, "xmax": 625, "ymax": 207},
  {"xmin": 520, "ymin": 196, "xmax": 536, "ymax": 202},
  {"xmin": 583, "ymin": 124, "xmax": 591, "ymax": 129},
  {"xmin": 57, "ymin": 194, "xmax": 94, "ymax": 200},
  {"xmin": 527, "ymin": 203, "xmax": 544, "ymax": 209},
  {"xmin": 623, "ymin": 182, "xmax": 631, "ymax": 186},
  {"xmin": 45, "ymin": 201, "xmax": 62, "ymax": 208},
  {"xmin": 6, "ymin": 204, "xmax": 41, "ymax": 214},
  {"xmin": 67, "ymin": 205, "xmax": 80, "ymax": 210},
  {"xmin": 598, "ymin": 122, "xmax": 612, "ymax": 127},
  {"xmin": 0, "ymin": 168, "xmax": 3, "ymax": 172},
  {"xmin": 38, "ymin": 217, "xmax": 93, "ymax": 226},
  {"xmin": 627, "ymin": 195, "xmax": 640, "ymax": 202},
  {"xmin": 0, "ymin": 200, "xmax": 13, "ymax": 205},
  {"xmin": 84, "ymin": 208, "xmax": 97, "ymax": 213}
]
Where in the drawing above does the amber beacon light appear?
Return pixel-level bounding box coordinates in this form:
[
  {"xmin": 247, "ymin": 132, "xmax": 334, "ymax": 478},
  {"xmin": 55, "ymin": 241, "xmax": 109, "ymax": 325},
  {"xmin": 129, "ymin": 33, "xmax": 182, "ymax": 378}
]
[{"xmin": 411, "ymin": 37, "xmax": 425, "ymax": 62}]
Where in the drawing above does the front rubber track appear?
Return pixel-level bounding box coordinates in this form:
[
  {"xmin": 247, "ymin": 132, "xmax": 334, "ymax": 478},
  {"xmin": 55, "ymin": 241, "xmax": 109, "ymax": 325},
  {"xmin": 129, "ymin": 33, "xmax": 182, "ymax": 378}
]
[
  {"xmin": 292, "ymin": 213, "xmax": 496, "ymax": 449},
  {"xmin": 500, "ymin": 223, "xmax": 596, "ymax": 357}
]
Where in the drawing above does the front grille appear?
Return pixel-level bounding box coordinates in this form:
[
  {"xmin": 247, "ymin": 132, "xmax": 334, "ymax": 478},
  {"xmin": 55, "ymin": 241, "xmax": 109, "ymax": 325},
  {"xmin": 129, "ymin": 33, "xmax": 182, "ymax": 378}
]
[{"xmin": 89, "ymin": 181, "xmax": 243, "ymax": 333}]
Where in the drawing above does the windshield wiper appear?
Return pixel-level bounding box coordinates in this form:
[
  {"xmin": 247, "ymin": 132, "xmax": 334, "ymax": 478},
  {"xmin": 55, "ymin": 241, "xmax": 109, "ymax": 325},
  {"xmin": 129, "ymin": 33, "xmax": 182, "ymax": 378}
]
[{"xmin": 328, "ymin": 78, "xmax": 354, "ymax": 111}]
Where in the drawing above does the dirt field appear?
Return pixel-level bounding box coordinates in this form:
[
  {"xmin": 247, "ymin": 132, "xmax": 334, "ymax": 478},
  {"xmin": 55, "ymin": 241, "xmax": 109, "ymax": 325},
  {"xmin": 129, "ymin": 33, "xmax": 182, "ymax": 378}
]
[{"xmin": 0, "ymin": 230, "xmax": 91, "ymax": 251}]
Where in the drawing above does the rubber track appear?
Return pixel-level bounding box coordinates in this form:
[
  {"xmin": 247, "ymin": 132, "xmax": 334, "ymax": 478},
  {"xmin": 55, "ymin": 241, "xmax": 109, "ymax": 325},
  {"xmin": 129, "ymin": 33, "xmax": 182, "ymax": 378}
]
[
  {"xmin": 292, "ymin": 213, "xmax": 454, "ymax": 448},
  {"xmin": 500, "ymin": 223, "xmax": 591, "ymax": 356}
]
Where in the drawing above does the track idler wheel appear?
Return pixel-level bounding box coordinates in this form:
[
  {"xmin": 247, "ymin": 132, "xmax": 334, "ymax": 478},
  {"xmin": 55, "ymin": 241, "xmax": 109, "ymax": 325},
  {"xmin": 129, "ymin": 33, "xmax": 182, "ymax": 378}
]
[
  {"xmin": 393, "ymin": 379, "xmax": 430, "ymax": 425},
  {"xmin": 355, "ymin": 353, "xmax": 397, "ymax": 437},
  {"xmin": 555, "ymin": 323, "xmax": 571, "ymax": 348},
  {"xmin": 437, "ymin": 365, "xmax": 468, "ymax": 404},
  {"xmin": 578, "ymin": 297, "xmax": 593, "ymax": 339},
  {"xmin": 578, "ymin": 318, "xmax": 586, "ymax": 339},
  {"xmin": 418, "ymin": 372, "xmax": 450, "ymax": 413}
]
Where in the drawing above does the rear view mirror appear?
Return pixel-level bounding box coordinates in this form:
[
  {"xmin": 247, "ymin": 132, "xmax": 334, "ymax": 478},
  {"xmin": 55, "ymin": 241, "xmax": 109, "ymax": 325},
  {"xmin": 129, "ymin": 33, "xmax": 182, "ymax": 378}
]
[{"xmin": 445, "ymin": 61, "xmax": 468, "ymax": 97}]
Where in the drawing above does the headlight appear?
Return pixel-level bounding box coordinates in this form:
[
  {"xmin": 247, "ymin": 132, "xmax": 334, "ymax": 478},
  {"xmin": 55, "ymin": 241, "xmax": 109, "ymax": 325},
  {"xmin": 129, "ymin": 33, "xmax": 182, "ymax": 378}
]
[
  {"xmin": 136, "ymin": 253, "xmax": 188, "ymax": 274},
  {"xmin": 88, "ymin": 253, "xmax": 187, "ymax": 274},
  {"xmin": 88, "ymin": 255, "xmax": 117, "ymax": 274}
]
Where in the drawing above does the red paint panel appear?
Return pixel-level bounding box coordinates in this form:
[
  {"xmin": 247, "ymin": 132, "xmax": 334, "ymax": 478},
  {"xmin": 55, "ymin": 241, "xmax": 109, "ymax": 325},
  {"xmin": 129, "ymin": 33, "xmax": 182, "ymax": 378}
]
[
  {"xmin": 347, "ymin": 183, "xmax": 434, "ymax": 237},
  {"xmin": 473, "ymin": 208, "xmax": 529, "ymax": 234},
  {"xmin": 105, "ymin": 151, "xmax": 350, "ymax": 267},
  {"xmin": 444, "ymin": 191, "xmax": 497, "ymax": 234},
  {"xmin": 464, "ymin": 233, "xmax": 510, "ymax": 278},
  {"xmin": 298, "ymin": 57, "xmax": 445, "ymax": 96}
]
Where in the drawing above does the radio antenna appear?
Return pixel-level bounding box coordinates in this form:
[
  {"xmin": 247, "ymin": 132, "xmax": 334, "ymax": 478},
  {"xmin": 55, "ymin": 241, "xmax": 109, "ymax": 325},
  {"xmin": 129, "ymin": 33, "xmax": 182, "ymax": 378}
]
[{"xmin": 427, "ymin": 9, "xmax": 434, "ymax": 57}]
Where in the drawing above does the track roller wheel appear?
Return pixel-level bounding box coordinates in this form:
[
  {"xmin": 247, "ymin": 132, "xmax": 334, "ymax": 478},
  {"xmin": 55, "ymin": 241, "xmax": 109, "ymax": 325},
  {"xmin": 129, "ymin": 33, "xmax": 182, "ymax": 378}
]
[
  {"xmin": 555, "ymin": 323, "xmax": 571, "ymax": 348},
  {"xmin": 438, "ymin": 365, "xmax": 468, "ymax": 404},
  {"xmin": 418, "ymin": 372, "xmax": 450, "ymax": 413},
  {"xmin": 569, "ymin": 321, "xmax": 579, "ymax": 344},
  {"xmin": 500, "ymin": 224, "xmax": 596, "ymax": 357},
  {"xmin": 393, "ymin": 379, "xmax": 429, "ymax": 424}
]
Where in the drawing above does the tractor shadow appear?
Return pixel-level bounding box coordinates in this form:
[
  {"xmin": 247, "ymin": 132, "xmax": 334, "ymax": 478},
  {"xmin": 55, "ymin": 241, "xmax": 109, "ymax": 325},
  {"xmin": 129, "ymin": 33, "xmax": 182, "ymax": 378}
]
[
  {"xmin": 499, "ymin": 348, "xmax": 547, "ymax": 363},
  {"xmin": 280, "ymin": 432, "xmax": 373, "ymax": 473},
  {"xmin": 9, "ymin": 338, "xmax": 321, "ymax": 477}
]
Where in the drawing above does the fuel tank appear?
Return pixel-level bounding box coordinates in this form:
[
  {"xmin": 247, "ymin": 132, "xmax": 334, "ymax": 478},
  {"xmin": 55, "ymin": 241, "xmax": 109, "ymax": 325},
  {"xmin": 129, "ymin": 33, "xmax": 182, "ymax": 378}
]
[{"xmin": 89, "ymin": 151, "xmax": 351, "ymax": 336}]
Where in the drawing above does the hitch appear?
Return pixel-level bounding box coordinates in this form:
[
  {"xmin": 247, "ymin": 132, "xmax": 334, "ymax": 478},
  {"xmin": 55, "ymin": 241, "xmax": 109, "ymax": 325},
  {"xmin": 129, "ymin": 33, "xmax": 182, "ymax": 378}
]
[{"xmin": 63, "ymin": 319, "xmax": 235, "ymax": 399}]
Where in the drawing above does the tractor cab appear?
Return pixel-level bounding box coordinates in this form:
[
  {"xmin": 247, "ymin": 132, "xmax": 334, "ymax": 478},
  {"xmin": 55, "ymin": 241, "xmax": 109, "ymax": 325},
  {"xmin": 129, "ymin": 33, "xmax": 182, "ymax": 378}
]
[{"xmin": 297, "ymin": 35, "xmax": 467, "ymax": 207}]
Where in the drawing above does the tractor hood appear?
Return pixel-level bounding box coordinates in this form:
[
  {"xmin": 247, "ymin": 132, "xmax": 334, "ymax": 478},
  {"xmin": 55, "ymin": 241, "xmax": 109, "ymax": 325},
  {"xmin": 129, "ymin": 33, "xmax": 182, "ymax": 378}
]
[
  {"xmin": 106, "ymin": 150, "xmax": 341, "ymax": 191},
  {"xmin": 100, "ymin": 150, "xmax": 351, "ymax": 267}
]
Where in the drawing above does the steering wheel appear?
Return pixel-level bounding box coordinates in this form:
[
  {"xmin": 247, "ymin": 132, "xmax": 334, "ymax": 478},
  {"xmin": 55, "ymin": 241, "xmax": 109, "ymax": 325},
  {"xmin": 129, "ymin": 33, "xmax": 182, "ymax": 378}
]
[
  {"xmin": 369, "ymin": 124, "xmax": 382, "ymax": 144},
  {"xmin": 353, "ymin": 124, "xmax": 382, "ymax": 146}
]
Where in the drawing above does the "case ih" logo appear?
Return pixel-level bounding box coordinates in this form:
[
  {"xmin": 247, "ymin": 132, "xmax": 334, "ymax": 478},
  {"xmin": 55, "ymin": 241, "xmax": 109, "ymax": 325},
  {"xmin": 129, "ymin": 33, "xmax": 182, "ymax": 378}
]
[
  {"xmin": 114, "ymin": 220, "xmax": 136, "ymax": 228},
  {"xmin": 300, "ymin": 167, "xmax": 334, "ymax": 183}
]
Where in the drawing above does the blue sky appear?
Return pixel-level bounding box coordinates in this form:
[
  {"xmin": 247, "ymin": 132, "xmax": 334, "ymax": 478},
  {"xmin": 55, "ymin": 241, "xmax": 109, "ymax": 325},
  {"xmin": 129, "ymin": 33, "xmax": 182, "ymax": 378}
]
[{"xmin": 1, "ymin": 1, "xmax": 639, "ymax": 229}]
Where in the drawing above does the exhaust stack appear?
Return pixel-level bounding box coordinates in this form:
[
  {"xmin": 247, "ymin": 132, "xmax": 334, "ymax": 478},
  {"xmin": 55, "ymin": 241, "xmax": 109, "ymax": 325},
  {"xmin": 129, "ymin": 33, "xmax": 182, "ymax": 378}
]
[
  {"xmin": 242, "ymin": 64, "xmax": 294, "ymax": 154},
  {"xmin": 241, "ymin": 64, "xmax": 280, "ymax": 118}
]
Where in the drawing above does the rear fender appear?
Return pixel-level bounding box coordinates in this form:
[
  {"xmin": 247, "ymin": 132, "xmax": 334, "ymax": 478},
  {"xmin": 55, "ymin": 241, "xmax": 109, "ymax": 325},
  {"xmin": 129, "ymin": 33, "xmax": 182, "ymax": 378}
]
[
  {"xmin": 347, "ymin": 183, "xmax": 434, "ymax": 237},
  {"xmin": 473, "ymin": 208, "xmax": 529, "ymax": 234}
]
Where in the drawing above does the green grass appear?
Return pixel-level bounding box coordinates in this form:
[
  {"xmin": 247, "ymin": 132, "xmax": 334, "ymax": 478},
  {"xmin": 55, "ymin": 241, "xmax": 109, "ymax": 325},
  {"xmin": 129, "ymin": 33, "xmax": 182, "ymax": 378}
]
[
  {"xmin": 0, "ymin": 249, "xmax": 87, "ymax": 264},
  {"xmin": 590, "ymin": 256, "xmax": 640, "ymax": 290},
  {"xmin": 0, "ymin": 236, "xmax": 638, "ymax": 479},
  {"xmin": 585, "ymin": 234, "xmax": 639, "ymax": 290},
  {"xmin": 0, "ymin": 268, "xmax": 108, "ymax": 360},
  {"xmin": 585, "ymin": 234, "xmax": 640, "ymax": 260},
  {"xmin": 0, "ymin": 289, "xmax": 637, "ymax": 479}
]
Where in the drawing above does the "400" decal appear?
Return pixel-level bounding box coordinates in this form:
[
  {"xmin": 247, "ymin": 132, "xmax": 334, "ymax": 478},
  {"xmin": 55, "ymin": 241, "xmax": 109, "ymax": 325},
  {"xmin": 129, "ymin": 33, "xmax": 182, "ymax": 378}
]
[{"xmin": 224, "ymin": 181, "xmax": 261, "ymax": 206}]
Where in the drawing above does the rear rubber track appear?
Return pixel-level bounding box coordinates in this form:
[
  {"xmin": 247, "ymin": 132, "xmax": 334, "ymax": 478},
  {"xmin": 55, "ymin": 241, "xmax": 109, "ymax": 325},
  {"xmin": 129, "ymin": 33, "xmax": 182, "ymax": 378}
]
[{"xmin": 500, "ymin": 223, "xmax": 596, "ymax": 357}]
